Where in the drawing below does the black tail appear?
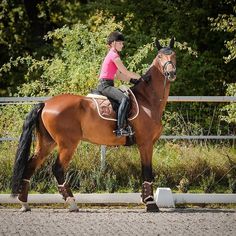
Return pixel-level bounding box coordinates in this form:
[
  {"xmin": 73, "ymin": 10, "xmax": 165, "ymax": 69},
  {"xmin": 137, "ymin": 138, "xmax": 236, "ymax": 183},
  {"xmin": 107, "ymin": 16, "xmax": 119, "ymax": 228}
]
[{"xmin": 11, "ymin": 103, "xmax": 45, "ymax": 196}]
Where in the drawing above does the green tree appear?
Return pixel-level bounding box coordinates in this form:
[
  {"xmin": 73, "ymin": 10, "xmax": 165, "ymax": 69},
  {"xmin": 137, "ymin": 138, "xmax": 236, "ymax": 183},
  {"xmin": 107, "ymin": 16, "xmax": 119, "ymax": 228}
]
[
  {"xmin": 0, "ymin": 0, "xmax": 83, "ymax": 96},
  {"xmin": 210, "ymin": 4, "xmax": 236, "ymax": 124},
  {"xmin": 1, "ymin": 0, "xmax": 235, "ymax": 97},
  {"xmin": 210, "ymin": 4, "xmax": 236, "ymax": 64},
  {"xmin": 77, "ymin": 0, "xmax": 236, "ymax": 96},
  {"xmin": 222, "ymin": 84, "xmax": 236, "ymax": 124},
  {"xmin": 5, "ymin": 12, "xmax": 194, "ymax": 97},
  {"xmin": 0, "ymin": 0, "xmax": 29, "ymax": 95}
]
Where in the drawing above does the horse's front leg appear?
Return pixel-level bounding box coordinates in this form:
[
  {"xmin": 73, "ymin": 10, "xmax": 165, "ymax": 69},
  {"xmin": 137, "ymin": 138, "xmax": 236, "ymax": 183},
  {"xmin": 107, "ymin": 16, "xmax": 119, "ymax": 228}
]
[{"xmin": 139, "ymin": 143, "xmax": 159, "ymax": 212}]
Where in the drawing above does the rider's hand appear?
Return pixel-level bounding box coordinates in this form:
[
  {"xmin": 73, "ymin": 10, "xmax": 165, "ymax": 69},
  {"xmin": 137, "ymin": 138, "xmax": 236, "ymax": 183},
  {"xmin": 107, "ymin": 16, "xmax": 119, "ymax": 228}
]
[
  {"xmin": 130, "ymin": 78, "xmax": 140, "ymax": 85},
  {"xmin": 141, "ymin": 74, "xmax": 151, "ymax": 83}
]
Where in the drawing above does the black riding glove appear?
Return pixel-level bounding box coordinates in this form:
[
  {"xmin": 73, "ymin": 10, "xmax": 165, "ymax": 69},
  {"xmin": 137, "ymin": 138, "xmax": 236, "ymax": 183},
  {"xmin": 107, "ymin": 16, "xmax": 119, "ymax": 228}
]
[
  {"xmin": 130, "ymin": 78, "xmax": 140, "ymax": 85},
  {"xmin": 141, "ymin": 74, "xmax": 151, "ymax": 83}
]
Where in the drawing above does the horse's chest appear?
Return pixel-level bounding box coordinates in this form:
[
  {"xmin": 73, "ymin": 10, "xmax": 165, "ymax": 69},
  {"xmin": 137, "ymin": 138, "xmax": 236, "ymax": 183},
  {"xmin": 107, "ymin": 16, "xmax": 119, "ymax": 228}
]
[{"xmin": 140, "ymin": 105, "xmax": 162, "ymax": 124}]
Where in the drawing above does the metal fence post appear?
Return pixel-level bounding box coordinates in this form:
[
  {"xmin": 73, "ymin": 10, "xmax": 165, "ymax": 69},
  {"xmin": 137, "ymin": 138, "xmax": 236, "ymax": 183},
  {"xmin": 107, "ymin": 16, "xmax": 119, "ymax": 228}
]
[{"xmin": 100, "ymin": 145, "xmax": 106, "ymax": 170}]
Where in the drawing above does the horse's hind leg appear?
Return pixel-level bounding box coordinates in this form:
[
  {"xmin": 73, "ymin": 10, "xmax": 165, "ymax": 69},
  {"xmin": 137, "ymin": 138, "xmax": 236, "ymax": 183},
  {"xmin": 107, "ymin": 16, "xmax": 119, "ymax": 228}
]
[
  {"xmin": 52, "ymin": 144, "xmax": 78, "ymax": 212},
  {"xmin": 18, "ymin": 132, "xmax": 55, "ymax": 211}
]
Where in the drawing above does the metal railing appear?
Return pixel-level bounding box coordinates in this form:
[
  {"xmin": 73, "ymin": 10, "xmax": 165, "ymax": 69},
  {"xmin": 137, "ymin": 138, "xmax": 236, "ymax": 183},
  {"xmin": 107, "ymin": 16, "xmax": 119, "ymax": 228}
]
[
  {"xmin": 0, "ymin": 96, "xmax": 236, "ymax": 142},
  {"xmin": 1, "ymin": 96, "xmax": 236, "ymax": 104}
]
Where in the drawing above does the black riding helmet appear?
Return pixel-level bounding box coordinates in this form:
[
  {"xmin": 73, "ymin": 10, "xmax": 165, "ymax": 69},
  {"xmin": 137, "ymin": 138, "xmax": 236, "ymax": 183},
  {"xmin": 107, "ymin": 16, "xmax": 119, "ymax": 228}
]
[{"xmin": 107, "ymin": 31, "xmax": 125, "ymax": 45}]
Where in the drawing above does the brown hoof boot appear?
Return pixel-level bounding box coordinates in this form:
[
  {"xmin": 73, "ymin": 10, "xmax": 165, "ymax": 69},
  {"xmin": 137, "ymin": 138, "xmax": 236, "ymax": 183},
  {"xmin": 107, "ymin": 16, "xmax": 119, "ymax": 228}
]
[{"xmin": 146, "ymin": 201, "xmax": 159, "ymax": 212}]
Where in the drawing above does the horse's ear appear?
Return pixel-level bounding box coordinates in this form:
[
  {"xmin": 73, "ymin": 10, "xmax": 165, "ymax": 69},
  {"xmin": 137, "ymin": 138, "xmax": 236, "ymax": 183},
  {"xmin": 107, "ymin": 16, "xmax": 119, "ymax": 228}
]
[
  {"xmin": 155, "ymin": 39, "xmax": 162, "ymax": 50},
  {"xmin": 169, "ymin": 37, "xmax": 175, "ymax": 49}
]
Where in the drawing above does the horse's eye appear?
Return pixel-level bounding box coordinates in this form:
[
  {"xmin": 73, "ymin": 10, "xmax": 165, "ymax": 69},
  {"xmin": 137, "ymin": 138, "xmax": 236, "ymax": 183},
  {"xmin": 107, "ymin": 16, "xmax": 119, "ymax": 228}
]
[{"xmin": 158, "ymin": 54, "xmax": 162, "ymax": 59}]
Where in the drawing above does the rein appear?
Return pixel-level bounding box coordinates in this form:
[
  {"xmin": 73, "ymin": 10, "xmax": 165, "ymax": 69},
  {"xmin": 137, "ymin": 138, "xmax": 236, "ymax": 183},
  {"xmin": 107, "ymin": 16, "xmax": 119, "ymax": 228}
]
[{"xmin": 139, "ymin": 60, "xmax": 176, "ymax": 101}]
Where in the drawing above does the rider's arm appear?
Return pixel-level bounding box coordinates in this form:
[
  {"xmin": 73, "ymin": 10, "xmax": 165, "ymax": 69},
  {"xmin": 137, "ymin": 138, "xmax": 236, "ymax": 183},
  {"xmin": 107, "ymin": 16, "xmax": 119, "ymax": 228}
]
[
  {"xmin": 116, "ymin": 71, "xmax": 129, "ymax": 81},
  {"xmin": 114, "ymin": 57, "xmax": 140, "ymax": 81}
]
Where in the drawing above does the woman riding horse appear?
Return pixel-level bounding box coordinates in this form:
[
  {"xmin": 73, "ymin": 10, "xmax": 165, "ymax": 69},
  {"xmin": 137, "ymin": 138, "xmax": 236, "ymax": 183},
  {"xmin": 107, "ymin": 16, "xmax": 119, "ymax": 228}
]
[
  {"xmin": 97, "ymin": 31, "xmax": 140, "ymax": 137},
  {"xmin": 11, "ymin": 38, "xmax": 176, "ymax": 212}
]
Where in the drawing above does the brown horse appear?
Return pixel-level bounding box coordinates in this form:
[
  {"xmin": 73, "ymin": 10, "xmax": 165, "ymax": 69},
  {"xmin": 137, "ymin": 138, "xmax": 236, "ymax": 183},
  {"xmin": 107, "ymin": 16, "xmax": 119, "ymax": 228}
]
[{"xmin": 11, "ymin": 38, "xmax": 176, "ymax": 212}]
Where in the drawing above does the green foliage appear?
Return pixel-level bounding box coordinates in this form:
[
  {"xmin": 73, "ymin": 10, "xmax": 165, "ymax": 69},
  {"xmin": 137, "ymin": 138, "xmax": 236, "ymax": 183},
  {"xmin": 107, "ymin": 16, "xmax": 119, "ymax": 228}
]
[
  {"xmin": 0, "ymin": 0, "xmax": 235, "ymax": 97},
  {"xmin": 153, "ymin": 174, "xmax": 168, "ymax": 188},
  {"xmin": 228, "ymin": 175, "xmax": 236, "ymax": 193},
  {"xmin": 200, "ymin": 171, "xmax": 216, "ymax": 193},
  {"xmin": 0, "ymin": 1, "xmax": 29, "ymax": 95},
  {"xmin": 0, "ymin": 1, "xmax": 29, "ymax": 57},
  {"xmin": 163, "ymin": 102, "xmax": 232, "ymax": 138},
  {"xmin": 1, "ymin": 141, "xmax": 235, "ymax": 194},
  {"xmin": 0, "ymin": 142, "xmax": 17, "ymax": 191},
  {"xmin": 4, "ymin": 15, "xmax": 195, "ymax": 96},
  {"xmin": 221, "ymin": 83, "xmax": 236, "ymax": 124},
  {"xmin": 0, "ymin": 104, "xmax": 33, "ymax": 138},
  {"xmin": 36, "ymin": 0, "xmax": 84, "ymax": 26},
  {"xmin": 3, "ymin": 16, "xmax": 159, "ymax": 96},
  {"xmin": 0, "ymin": 0, "xmax": 235, "ymax": 195},
  {"xmin": 226, "ymin": 154, "xmax": 236, "ymax": 193},
  {"xmin": 152, "ymin": 142, "xmax": 234, "ymax": 191},
  {"xmin": 178, "ymin": 177, "xmax": 190, "ymax": 193},
  {"xmin": 209, "ymin": 5, "xmax": 236, "ymax": 63}
]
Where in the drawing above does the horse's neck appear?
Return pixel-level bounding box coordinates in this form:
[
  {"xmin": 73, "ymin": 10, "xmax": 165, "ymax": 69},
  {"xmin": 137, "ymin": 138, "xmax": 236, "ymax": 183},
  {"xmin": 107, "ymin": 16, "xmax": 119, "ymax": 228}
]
[
  {"xmin": 151, "ymin": 66, "xmax": 170, "ymax": 102},
  {"xmin": 134, "ymin": 66, "xmax": 170, "ymax": 122},
  {"xmin": 138, "ymin": 66, "xmax": 170, "ymax": 103}
]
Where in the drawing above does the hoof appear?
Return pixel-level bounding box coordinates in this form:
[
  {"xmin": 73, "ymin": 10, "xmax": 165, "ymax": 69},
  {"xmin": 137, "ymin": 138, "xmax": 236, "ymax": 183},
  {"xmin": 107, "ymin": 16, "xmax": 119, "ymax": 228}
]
[
  {"xmin": 69, "ymin": 206, "xmax": 79, "ymax": 212},
  {"xmin": 20, "ymin": 205, "xmax": 31, "ymax": 212},
  {"xmin": 18, "ymin": 199, "xmax": 31, "ymax": 212},
  {"xmin": 67, "ymin": 197, "xmax": 79, "ymax": 212},
  {"xmin": 146, "ymin": 201, "xmax": 159, "ymax": 212}
]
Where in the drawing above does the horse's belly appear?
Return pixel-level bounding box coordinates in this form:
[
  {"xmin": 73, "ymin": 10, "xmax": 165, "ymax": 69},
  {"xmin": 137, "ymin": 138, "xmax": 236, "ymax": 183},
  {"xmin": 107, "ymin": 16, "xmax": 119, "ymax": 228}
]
[{"xmin": 80, "ymin": 117, "xmax": 125, "ymax": 146}]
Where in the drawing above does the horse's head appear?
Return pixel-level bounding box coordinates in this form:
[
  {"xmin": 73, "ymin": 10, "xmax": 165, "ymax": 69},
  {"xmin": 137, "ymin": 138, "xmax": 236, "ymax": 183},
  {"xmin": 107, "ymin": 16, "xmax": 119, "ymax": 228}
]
[{"xmin": 154, "ymin": 38, "xmax": 176, "ymax": 82}]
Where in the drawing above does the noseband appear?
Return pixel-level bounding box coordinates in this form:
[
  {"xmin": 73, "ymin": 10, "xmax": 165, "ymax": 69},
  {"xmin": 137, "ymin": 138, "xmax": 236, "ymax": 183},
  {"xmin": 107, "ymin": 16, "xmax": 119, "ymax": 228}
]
[{"xmin": 163, "ymin": 61, "xmax": 176, "ymax": 82}]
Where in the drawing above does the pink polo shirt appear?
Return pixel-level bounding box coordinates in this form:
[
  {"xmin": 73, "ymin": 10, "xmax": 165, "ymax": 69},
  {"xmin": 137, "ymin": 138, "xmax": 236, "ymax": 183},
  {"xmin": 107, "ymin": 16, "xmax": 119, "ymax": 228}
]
[{"xmin": 99, "ymin": 49, "xmax": 120, "ymax": 80}]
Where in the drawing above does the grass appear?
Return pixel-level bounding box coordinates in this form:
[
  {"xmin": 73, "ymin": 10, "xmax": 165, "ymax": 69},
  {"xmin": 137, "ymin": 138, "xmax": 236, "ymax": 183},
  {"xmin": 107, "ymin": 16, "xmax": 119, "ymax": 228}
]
[{"xmin": 0, "ymin": 140, "xmax": 235, "ymax": 194}]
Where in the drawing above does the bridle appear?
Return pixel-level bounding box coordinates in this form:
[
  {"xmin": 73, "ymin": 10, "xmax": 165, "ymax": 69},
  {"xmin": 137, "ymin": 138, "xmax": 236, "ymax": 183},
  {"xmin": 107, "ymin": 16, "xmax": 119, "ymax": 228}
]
[
  {"xmin": 154, "ymin": 48, "xmax": 176, "ymax": 100},
  {"xmin": 157, "ymin": 47, "xmax": 176, "ymax": 81}
]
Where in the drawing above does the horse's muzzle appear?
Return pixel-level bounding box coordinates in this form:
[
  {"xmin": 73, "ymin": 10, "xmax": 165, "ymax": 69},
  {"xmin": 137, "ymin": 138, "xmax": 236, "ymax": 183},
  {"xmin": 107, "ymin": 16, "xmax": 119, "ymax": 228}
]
[
  {"xmin": 163, "ymin": 61, "xmax": 176, "ymax": 82},
  {"xmin": 165, "ymin": 70, "xmax": 176, "ymax": 82}
]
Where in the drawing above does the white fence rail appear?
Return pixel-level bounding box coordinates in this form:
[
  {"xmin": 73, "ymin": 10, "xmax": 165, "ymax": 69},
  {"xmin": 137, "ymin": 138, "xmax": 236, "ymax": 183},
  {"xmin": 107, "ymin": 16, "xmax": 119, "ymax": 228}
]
[
  {"xmin": 1, "ymin": 188, "xmax": 236, "ymax": 207},
  {"xmin": 1, "ymin": 96, "xmax": 236, "ymax": 103}
]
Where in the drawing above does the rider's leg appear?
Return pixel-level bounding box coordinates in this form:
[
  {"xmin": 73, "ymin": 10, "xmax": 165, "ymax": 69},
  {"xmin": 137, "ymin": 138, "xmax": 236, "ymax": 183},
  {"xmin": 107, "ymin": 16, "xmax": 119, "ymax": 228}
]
[
  {"xmin": 115, "ymin": 96, "xmax": 131, "ymax": 136},
  {"xmin": 98, "ymin": 81, "xmax": 133, "ymax": 136}
]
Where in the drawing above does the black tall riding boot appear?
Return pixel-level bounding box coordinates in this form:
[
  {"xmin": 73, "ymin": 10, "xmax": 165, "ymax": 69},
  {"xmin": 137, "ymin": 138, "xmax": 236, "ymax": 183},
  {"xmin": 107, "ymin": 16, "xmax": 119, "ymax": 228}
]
[{"xmin": 114, "ymin": 96, "xmax": 133, "ymax": 137}]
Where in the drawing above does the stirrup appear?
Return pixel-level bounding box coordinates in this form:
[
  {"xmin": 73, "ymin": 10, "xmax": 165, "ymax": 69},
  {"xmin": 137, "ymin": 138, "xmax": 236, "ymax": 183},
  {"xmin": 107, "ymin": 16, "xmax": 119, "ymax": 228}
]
[
  {"xmin": 114, "ymin": 126, "xmax": 135, "ymax": 137},
  {"xmin": 114, "ymin": 128, "xmax": 130, "ymax": 137},
  {"xmin": 126, "ymin": 125, "xmax": 135, "ymax": 136}
]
